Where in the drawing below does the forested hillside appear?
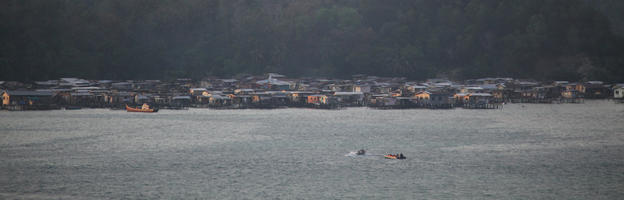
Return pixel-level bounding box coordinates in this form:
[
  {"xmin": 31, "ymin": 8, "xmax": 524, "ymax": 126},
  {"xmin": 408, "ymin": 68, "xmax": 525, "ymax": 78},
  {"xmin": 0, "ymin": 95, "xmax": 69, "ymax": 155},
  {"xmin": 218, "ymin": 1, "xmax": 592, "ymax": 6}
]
[{"xmin": 2, "ymin": 0, "xmax": 624, "ymax": 81}]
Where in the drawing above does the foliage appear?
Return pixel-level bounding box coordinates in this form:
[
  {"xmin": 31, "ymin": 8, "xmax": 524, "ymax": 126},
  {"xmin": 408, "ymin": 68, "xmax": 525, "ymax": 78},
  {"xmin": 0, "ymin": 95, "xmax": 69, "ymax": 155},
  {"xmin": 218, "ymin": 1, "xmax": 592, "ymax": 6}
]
[{"xmin": 1, "ymin": 0, "xmax": 623, "ymax": 81}]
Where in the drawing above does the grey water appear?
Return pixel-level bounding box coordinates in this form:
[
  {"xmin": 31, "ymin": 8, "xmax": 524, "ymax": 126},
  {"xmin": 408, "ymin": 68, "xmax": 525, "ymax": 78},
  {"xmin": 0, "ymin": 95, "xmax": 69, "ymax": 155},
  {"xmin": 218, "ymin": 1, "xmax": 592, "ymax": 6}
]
[{"xmin": 1, "ymin": 101, "xmax": 623, "ymax": 199}]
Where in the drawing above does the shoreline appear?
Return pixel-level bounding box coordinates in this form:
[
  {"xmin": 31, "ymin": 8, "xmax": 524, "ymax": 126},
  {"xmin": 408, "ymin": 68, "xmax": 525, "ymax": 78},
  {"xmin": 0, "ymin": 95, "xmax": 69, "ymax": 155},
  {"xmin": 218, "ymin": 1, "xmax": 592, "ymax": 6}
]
[{"xmin": 1, "ymin": 99, "xmax": 619, "ymax": 112}]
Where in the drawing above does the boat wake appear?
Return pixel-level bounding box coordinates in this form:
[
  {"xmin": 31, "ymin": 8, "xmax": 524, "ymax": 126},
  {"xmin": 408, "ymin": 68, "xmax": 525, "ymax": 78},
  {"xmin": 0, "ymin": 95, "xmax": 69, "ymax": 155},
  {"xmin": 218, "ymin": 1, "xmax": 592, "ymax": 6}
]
[
  {"xmin": 344, "ymin": 151, "xmax": 384, "ymax": 157},
  {"xmin": 345, "ymin": 151, "xmax": 359, "ymax": 157}
]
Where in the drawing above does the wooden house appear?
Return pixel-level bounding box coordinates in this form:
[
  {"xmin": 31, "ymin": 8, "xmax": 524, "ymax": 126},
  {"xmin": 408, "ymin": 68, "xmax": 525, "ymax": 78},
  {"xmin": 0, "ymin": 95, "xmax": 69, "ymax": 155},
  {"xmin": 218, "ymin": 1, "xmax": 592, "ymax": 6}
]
[
  {"xmin": 491, "ymin": 90, "xmax": 505, "ymax": 100},
  {"xmin": 561, "ymin": 89, "xmax": 579, "ymax": 99},
  {"xmin": 208, "ymin": 95, "xmax": 231, "ymax": 107},
  {"xmin": 413, "ymin": 91, "xmax": 431, "ymax": 100},
  {"xmin": 353, "ymin": 85, "xmax": 371, "ymax": 93},
  {"xmin": 105, "ymin": 92, "xmax": 134, "ymax": 105},
  {"xmin": 70, "ymin": 92, "xmax": 96, "ymax": 106},
  {"xmin": 429, "ymin": 92, "xmax": 454, "ymax": 108},
  {"xmin": 454, "ymin": 93, "xmax": 494, "ymax": 104},
  {"xmin": 404, "ymin": 85, "xmax": 427, "ymax": 94},
  {"xmin": 453, "ymin": 93, "xmax": 470, "ymax": 103},
  {"xmin": 189, "ymin": 88, "xmax": 208, "ymax": 104},
  {"xmin": 234, "ymin": 88, "xmax": 255, "ymax": 95},
  {"xmin": 329, "ymin": 84, "xmax": 353, "ymax": 92},
  {"xmin": 467, "ymin": 93, "xmax": 494, "ymax": 104},
  {"xmin": 288, "ymin": 91, "xmax": 316, "ymax": 105},
  {"xmin": 251, "ymin": 92, "xmax": 271, "ymax": 104},
  {"xmin": 135, "ymin": 94, "xmax": 154, "ymax": 105},
  {"xmin": 614, "ymin": 88, "xmax": 624, "ymax": 99},
  {"xmin": 154, "ymin": 95, "xmax": 170, "ymax": 105},
  {"xmin": 111, "ymin": 82, "xmax": 133, "ymax": 90},
  {"xmin": 460, "ymin": 86, "xmax": 484, "ymax": 94},
  {"xmin": 333, "ymin": 92, "xmax": 364, "ymax": 106},
  {"xmin": 544, "ymin": 85, "xmax": 563, "ymax": 99},
  {"xmin": 584, "ymin": 82, "xmax": 610, "ymax": 99},
  {"xmin": 521, "ymin": 87, "xmax": 547, "ymax": 100},
  {"xmin": 2, "ymin": 90, "xmax": 54, "ymax": 109},
  {"xmin": 172, "ymin": 96, "xmax": 192, "ymax": 106},
  {"xmin": 566, "ymin": 83, "xmax": 585, "ymax": 94},
  {"xmin": 135, "ymin": 81, "xmax": 159, "ymax": 91},
  {"xmin": 371, "ymin": 83, "xmax": 393, "ymax": 94},
  {"xmin": 231, "ymin": 95, "xmax": 252, "ymax": 105},
  {"xmin": 614, "ymin": 85, "xmax": 624, "ymax": 99},
  {"xmin": 268, "ymin": 91, "xmax": 290, "ymax": 106},
  {"xmin": 307, "ymin": 95, "xmax": 328, "ymax": 105},
  {"xmin": 374, "ymin": 96, "xmax": 398, "ymax": 107},
  {"xmin": 189, "ymin": 88, "xmax": 208, "ymax": 96}
]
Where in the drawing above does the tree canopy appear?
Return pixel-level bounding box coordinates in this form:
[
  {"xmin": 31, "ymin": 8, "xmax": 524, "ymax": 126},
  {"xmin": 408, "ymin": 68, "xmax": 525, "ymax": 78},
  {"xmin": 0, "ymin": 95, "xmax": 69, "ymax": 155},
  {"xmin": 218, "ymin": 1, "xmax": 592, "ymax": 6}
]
[{"xmin": 2, "ymin": 0, "xmax": 624, "ymax": 81}]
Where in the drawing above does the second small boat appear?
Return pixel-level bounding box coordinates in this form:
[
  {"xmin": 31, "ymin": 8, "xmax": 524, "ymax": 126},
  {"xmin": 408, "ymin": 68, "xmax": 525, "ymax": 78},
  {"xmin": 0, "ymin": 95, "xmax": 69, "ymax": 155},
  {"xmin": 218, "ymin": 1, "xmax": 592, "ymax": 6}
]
[{"xmin": 384, "ymin": 154, "xmax": 406, "ymax": 160}]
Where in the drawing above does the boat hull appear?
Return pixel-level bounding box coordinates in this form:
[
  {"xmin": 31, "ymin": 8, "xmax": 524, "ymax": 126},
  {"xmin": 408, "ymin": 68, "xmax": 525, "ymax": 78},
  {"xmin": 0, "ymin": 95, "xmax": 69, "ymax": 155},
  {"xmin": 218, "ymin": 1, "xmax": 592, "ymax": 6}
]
[
  {"xmin": 384, "ymin": 155, "xmax": 397, "ymax": 159},
  {"xmin": 384, "ymin": 155, "xmax": 406, "ymax": 159},
  {"xmin": 126, "ymin": 105, "xmax": 158, "ymax": 113}
]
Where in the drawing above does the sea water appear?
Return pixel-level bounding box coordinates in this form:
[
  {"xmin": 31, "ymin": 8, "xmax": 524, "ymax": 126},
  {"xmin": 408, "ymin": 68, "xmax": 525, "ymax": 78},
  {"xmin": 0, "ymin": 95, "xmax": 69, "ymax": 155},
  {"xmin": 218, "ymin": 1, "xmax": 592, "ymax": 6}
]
[{"xmin": 1, "ymin": 100, "xmax": 623, "ymax": 199}]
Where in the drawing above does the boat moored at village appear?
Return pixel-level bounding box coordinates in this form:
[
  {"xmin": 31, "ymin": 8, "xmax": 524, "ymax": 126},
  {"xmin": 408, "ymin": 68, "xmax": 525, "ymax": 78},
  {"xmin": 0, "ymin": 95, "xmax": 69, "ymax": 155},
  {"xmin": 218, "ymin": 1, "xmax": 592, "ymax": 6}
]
[{"xmin": 126, "ymin": 103, "xmax": 158, "ymax": 113}]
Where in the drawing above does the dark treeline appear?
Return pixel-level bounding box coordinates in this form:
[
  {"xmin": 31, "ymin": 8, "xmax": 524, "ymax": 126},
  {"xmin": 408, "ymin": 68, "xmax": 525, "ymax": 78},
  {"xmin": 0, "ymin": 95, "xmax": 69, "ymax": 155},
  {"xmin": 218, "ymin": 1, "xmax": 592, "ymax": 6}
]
[{"xmin": 2, "ymin": 0, "xmax": 624, "ymax": 82}]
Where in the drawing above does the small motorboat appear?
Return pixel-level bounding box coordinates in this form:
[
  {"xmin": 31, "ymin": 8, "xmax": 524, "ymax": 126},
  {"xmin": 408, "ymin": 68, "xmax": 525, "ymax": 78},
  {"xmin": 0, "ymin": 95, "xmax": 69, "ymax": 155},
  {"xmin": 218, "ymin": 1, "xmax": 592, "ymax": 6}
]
[
  {"xmin": 356, "ymin": 149, "xmax": 366, "ymax": 155},
  {"xmin": 384, "ymin": 154, "xmax": 406, "ymax": 160},
  {"xmin": 126, "ymin": 103, "xmax": 158, "ymax": 113}
]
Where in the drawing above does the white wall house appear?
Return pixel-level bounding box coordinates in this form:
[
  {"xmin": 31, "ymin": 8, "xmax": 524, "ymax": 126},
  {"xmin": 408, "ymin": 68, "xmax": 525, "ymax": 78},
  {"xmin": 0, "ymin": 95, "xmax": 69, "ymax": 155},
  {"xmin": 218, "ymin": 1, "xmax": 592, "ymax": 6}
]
[{"xmin": 614, "ymin": 87, "xmax": 624, "ymax": 99}]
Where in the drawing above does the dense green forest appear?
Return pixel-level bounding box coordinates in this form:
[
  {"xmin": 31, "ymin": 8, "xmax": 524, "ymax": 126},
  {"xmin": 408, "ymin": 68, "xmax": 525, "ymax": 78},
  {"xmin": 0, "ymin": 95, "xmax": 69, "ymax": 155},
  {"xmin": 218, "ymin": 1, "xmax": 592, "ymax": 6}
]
[{"xmin": 1, "ymin": 0, "xmax": 624, "ymax": 81}]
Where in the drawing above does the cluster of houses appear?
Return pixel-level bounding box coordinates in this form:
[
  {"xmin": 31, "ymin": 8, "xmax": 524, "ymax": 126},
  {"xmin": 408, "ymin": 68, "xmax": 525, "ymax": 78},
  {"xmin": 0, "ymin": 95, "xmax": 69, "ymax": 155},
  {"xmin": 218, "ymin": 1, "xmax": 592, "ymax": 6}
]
[{"xmin": 1, "ymin": 74, "xmax": 623, "ymax": 111}]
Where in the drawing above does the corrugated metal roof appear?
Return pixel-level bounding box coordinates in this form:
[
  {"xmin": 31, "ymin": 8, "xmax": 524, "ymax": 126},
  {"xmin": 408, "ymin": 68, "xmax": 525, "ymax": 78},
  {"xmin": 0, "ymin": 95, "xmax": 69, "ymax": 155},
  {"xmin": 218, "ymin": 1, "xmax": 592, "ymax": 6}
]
[
  {"xmin": 221, "ymin": 79, "xmax": 238, "ymax": 83},
  {"xmin": 256, "ymin": 78, "xmax": 290, "ymax": 86},
  {"xmin": 469, "ymin": 93, "xmax": 493, "ymax": 97},
  {"xmin": 173, "ymin": 96, "xmax": 191, "ymax": 100},
  {"xmin": 70, "ymin": 92, "xmax": 93, "ymax": 96},
  {"xmin": 209, "ymin": 95, "xmax": 229, "ymax": 99},
  {"xmin": 4, "ymin": 90, "xmax": 53, "ymax": 96},
  {"xmin": 135, "ymin": 95, "xmax": 150, "ymax": 99},
  {"xmin": 586, "ymin": 81, "xmax": 604, "ymax": 85},
  {"xmin": 333, "ymin": 92, "xmax": 364, "ymax": 96}
]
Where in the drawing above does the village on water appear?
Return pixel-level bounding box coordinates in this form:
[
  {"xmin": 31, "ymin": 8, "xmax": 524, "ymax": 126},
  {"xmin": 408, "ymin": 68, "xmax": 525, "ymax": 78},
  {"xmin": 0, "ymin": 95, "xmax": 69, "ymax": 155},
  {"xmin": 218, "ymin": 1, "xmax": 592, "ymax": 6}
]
[{"xmin": 2, "ymin": 73, "xmax": 624, "ymax": 111}]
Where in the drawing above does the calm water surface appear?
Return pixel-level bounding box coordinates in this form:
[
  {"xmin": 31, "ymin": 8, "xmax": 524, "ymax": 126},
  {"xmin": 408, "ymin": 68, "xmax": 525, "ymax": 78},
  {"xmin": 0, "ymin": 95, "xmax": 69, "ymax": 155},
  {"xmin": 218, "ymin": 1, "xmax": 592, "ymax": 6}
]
[{"xmin": 1, "ymin": 100, "xmax": 623, "ymax": 199}]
